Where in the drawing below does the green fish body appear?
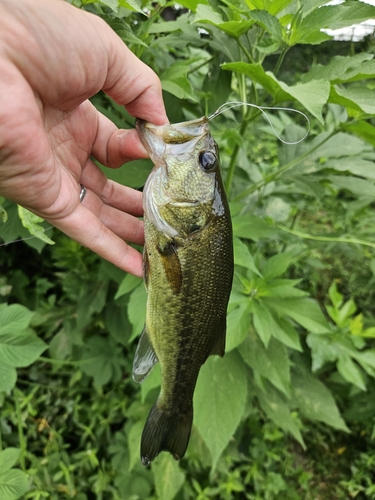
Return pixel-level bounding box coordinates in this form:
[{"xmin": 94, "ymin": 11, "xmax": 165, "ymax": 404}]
[{"xmin": 134, "ymin": 117, "xmax": 233, "ymax": 466}]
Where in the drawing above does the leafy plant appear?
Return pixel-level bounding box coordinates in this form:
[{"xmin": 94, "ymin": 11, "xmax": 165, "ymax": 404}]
[{"xmin": 1, "ymin": 0, "xmax": 375, "ymax": 498}]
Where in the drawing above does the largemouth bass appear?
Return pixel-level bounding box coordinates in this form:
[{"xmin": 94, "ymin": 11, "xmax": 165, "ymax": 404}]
[{"xmin": 133, "ymin": 116, "xmax": 233, "ymax": 466}]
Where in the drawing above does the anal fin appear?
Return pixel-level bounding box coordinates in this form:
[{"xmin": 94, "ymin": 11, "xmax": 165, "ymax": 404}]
[{"xmin": 132, "ymin": 325, "xmax": 158, "ymax": 383}]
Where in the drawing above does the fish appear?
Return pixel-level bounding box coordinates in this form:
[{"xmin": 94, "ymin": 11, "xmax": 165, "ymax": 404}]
[{"xmin": 133, "ymin": 116, "xmax": 233, "ymax": 466}]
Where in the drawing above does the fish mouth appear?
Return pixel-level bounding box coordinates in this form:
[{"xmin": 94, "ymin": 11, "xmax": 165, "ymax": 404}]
[
  {"xmin": 168, "ymin": 201, "xmax": 200, "ymax": 207},
  {"xmin": 136, "ymin": 117, "xmax": 209, "ymax": 151}
]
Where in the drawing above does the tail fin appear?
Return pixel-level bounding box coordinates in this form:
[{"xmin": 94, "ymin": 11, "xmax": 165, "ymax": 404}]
[{"xmin": 140, "ymin": 403, "xmax": 193, "ymax": 466}]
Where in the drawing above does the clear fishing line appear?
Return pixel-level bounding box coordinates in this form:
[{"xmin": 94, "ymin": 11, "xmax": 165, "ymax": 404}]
[
  {"xmin": 208, "ymin": 101, "xmax": 310, "ymax": 145},
  {"xmin": 0, "ymin": 226, "xmax": 53, "ymax": 247}
]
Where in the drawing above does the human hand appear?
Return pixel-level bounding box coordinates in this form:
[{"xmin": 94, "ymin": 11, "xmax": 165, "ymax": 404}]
[{"xmin": 0, "ymin": 0, "xmax": 168, "ymax": 277}]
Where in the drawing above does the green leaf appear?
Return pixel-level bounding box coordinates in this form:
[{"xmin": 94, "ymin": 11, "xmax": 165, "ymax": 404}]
[
  {"xmin": 291, "ymin": 368, "xmax": 349, "ymax": 432},
  {"xmin": 233, "ymin": 237, "xmax": 262, "ymax": 276},
  {"xmin": 331, "ymin": 86, "xmax": 375, "ymax": 115},
  {"xmin": 337, "ymin": 356, "xmax": 366, "ymax": 392},
  {"xmin": 302, "ymin": 53, "xmax": 375, "ymax": 84},
  {"xmin": 0, "ymin": 304, "xmax": 34, "ymax": 335},
  {"xmin": 118, "ymin": 0, "xmax": 144, "ymax": 13},
  {"xmin": 221, "ymin": 63, "xmax": 330, "ymax": 122},
  {"xmin": 255, "ymin": 384, "xmax": 305, "ymax": 447},
  {"xmin": 0, "ymin": 449, "xmax": 21, "ymax": 473},
  {"xmin": 194, "ymin": 351, "xmax": 247, "ymax": 469},
  {"xmin": 249, "ymin": 10, "xmax": 283, "ymax": 42},
  {"xmin": 0, "ymin": 363, "xmax": 17, "ymax": 392},
  {"xmin": 17, "ymin": 206, "xmax": 54, "ymax": 245},
  {"xmin": 244, "ymin": 0, "xmax": 294, "ymax": 15},
  {"xmin": 252, "ymin": 300, "xmax": 274, "ymax": 346},
  {"xmin": 161, "ymin": 63, "xmax": 197, "ymax": 101},
  {"xmin": 343, "ymin": 121, "xmax": 375, "ymax": 148},
  {"xmin": 127, "ymin": 421, "xmax": 144, "ymax": 472},
  {"xmin": 152, "ymin": 454, "xmax": 185, "ymax": 500},
  {"xmin": 0, "ymin": 332, "xmax": 47, "ymax": 368},
  {"xmin": 115, "ymin": 274, "xmax": 142, "ymax": 300},
  {"xmin": 323, "ymin": 158, "xmax": 375, "ymax": 180},
  {"xmin": 328, "ymin": 176, "xmax": 375, "ymax": 198},
  {"xmin": 269, "ymin": 298, "xmax": 331, "ymax": 334},
  {"xmin": 194, "ymin": 5, "xmax": 253, "ymax": 37},
  {"xmin": 128, "ymin": 284, "xmax": 147, "ymax": 343},
  {"xmin": 79, "ymin": 336, "xmax": 124, "ymax": 387},
  {"xmin": 226, "ymin": 302, "xmax": 251, "ymax": 352},
  {"xmin": 0, "ymin": 469, "xmax": 30, "ymax": 500},
  {"xmin": 232, "ymin": 215, "xmax": 277, "ymax": 241},
  {"xmin": 141, "ymin": 363, "xmax": 161, "ymax": 403},
  {"xmin": 241, "ymin": 335, "xmax": 290, "ymax": 396},
  {"xmin": 289, "ymin": 2, "xmax": 375, "ymax": 46},
  {"xmin": 262, "ymin": 251, "xmax": 295, "ymax": 280}
]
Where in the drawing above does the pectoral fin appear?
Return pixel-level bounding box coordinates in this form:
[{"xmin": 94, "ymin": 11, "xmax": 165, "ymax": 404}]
[
  {"xmin": 157, "ymin": 241, "xmax": 182, "ymax": 295},
  {"xmin": 132, "ymin": 326, "xmax": 158, "ymax": 383},
  {"xmin": 209, "ymin": 317, "xmax": 227, "ymax": 357}
]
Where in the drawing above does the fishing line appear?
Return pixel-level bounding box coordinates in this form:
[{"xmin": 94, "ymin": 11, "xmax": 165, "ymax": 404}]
[
  {"xmin": 208, "ymin": 101, "xmax": 310, "ymax": 145},
  {"xmin": 0, "ymin": 226, "xmax": 53, "ymax": 247}
]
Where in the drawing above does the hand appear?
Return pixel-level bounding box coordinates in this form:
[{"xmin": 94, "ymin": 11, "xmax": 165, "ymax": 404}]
[{"xmin": 0, "ymin": 0, "xmax": 168, "ymax": 277}]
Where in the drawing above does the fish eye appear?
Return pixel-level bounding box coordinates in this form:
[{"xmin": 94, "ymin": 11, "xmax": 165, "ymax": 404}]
[{"xmin": 199, "ymin": 151, "xmax": 217, "ymax": 172}]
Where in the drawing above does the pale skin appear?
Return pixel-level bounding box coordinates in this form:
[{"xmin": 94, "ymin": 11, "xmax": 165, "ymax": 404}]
[{"xmin": 0, "ymin": 0, "xmax": 168, "ymax": 277}]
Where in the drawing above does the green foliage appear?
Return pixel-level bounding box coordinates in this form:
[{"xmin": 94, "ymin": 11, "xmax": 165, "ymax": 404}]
[{"xmin": 1, "ymin": 0, "xmax": 375, "ymax": 497}]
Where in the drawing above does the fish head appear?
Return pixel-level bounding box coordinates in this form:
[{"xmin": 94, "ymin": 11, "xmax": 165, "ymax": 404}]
[
  {"xmin": 137, "ymin": 117, "xmax": 222, "ymax": 237},
  {"xmin": 137, "ymin": 117, "xmax": 219, "ymax": 204}
]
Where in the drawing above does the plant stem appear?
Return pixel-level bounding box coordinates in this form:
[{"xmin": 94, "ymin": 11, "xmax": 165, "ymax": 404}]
[
  {"xmin": 15, "ymin": 389, "xmax": 26, "ymax": 470},
  {"xmin": 233, "ymin": 130, "xmax": 336, "ymax": 201},
  {"xmin": 188, "ymin": 56, "xmax": 214, "ymax": 75},
  {"xmin": 237, "ymin": 38, "xmax": 253, "ymax": 63},
  {"xmin": 274, "ymin": 46, "xmax": 289, "ymax": 76},
  {"xmin": 278, "ymin": 225, "xmax": 375, "ymax": 249}
]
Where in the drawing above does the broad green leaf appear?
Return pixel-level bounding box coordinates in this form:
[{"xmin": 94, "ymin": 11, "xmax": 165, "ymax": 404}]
[
  {"xmin": 252, "ymin": 300, "xmax": 274, "ymax": 346},
  {"xmin": 255, "ymin": 384, "xmax": 305, "ymax": 447},
  {"xmin": 232, "ymin": 215, "xmax": 276, "ymax": 241},
  {"xmin": 291, "ymin": 368, "xmax": 349, "ymax": 432},
  {"xmin": 194, "ymin": 5, "xmax": 253, "ymax": 37},
  {"xmin": 0, "ymin": 304, "xmax": 34, "ymax": 335},
  {"xmin": 194, "ymin": 351, "xmax": 247, "ymax": 469},
  {"xmin": 99, "ymin": 0, "xmax": 118, "ymax": 10},
  {"xmin": 343, "ymin": 121, "xmax": 375, "ymax": 148},
  {"xmin": 118, "ymin": 0, "xmax": 144, "ymax": 13},
  {"xmin": 161, "ymin": 64, "xmax": 197, "ymax": 101},
  {"xmin": 17, "ymin": 206, "xmax": 54, "ymax": 245},
  {"xmin": 262, "ymin": 251, "xmax": 295, "ymax": 280},
  {"xmin": 241, "ymin": 335, "xmax": 290, "ymax": 396},
  {"xmin": 128, "ymin": 284, "xmax": 147, "ymax": 343},
  {"xmin": 261, "ymin": 279, "xmax": 307, "ymax": 299},
  {"xmin": 249, "ymin": 10, "xmax": 283, "ymax": 42},
  {"xmin": 141, "ymin": 363, "xmax": 161, "ymax": 403},
  {"xmin": 269, "ymin": 298, "xmax": 331, "ymax": 334},
  {"xmin": 337, "ymin": 356, "xmax": 366, "ymax": 392},
  {"xmin": 177, "ymin": 0, "xmax": 207, "ymax": 10},
  {"xmin": 79, "ymin": 336, "xmax": 124, "ymax": 386},
  {"xmin": 226, "ymin": 302, "xmax": 251, "ymax": 352},
  {"xmin": 233, "ymin": 237, "xmax": 262, "ymax": 276},
  {"xmin": 307, "ymin": 333, "xmax": 341, "ymax": 372},
  {"xmin": 328, "ymin": 176, "xmax": 375, "ymax": 198},
  {"xmin": 0, "ymin": 362, "xmax": 17, "ymax": 392},
  {"xmin": 221, "ymin": 62, "xmax": 330, "ymax": 122},
  {"xmin": 115, "ymin": 274, "xmax": 142, "ymax": 300},
  {"xmin": 152, "ymin": 454, "xmax": 185, "ymax": 500},
  {"xmin": 289, "ymin": 2, "xmax": 375, "ymax": 45},
  {"xmin": 331, "ymin": 86, "xmax": 375, "ymax": 115},
  {"xmin": 244, "ymin": 0, "xmax": 294, "ymax": 15},
  {"xmin": 0, "ymin": 449, "xmax": 21, "ymax": 473},
  {"xmin": 0, "ymin": 332, "xmax": 47, "ymax": 368},
  {"xmin": 301, "ymin": 53, "xmax": 375, "ymax": 84},
  {"xmin": 274, "ymin": 318, "xmax": 302, "ymax": 352},
  {"xmin": 127, "ymin": 421, "xmax": 144, "ymax": 472},
  {"xmin": 0, "ymin": 469, "xmax": 30, "ymax": 500},
  {"xmin": 310, "ymin": 132, "xmax": 366, "ymax": 160},
  {"xmin": 323, "ymin": 158, "xmax": 375, "ymax": 180}
]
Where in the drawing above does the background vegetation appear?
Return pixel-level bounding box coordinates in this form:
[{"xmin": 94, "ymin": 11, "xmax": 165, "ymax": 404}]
[{"xmin": 1, "ymin": 0, "xmax": 375, "ymax": 498}]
